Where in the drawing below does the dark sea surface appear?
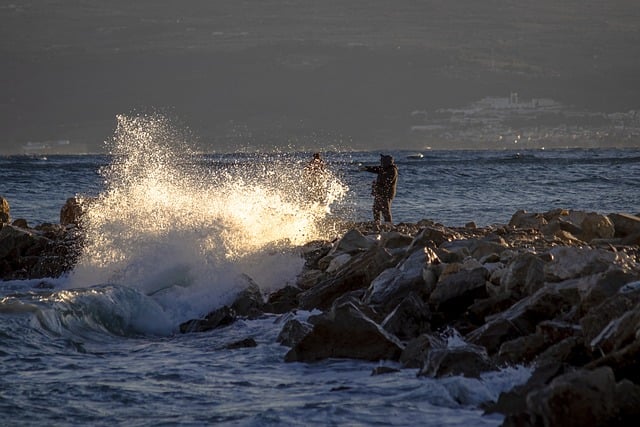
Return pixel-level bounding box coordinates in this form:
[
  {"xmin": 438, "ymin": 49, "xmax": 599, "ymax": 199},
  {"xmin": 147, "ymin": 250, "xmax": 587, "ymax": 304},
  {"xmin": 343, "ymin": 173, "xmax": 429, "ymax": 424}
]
[
  {"xmin": 2, "ymin": 148, "xmax": 638, "ymax": 226},
  {"xmin": 1, "ymin": 145, "xmax": 638, "ymax": 426}
]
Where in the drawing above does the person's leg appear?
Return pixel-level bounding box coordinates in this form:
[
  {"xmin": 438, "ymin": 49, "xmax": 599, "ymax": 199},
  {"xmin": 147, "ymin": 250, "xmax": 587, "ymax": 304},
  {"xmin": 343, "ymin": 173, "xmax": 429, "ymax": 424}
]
[{"xmin": 382, "ymin": 198, "xmax": 393, "ymax": 223}]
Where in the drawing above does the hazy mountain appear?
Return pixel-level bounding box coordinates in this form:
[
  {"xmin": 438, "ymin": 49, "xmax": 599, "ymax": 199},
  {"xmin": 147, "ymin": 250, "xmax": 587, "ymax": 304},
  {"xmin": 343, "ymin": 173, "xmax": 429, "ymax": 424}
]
[{"xmin": 2, "ymin": 0, "xmax": 639, "ymax": 153}]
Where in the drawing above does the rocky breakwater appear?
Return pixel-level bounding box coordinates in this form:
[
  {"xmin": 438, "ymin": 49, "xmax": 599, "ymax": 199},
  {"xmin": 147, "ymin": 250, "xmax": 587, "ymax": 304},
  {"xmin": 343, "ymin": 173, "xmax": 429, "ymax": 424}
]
[
  {"xmin": 0, "ymin": 196, "xmax": 83, "ymax": 280},
  {"xmin": 182, "ymin": 208, "xmax": 640, "ymax": 426}
]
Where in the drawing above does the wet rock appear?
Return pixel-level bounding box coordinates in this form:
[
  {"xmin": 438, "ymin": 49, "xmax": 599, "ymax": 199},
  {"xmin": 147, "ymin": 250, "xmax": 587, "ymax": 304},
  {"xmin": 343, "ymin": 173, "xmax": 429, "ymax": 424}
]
[
  {"xmin": 399, "ymin": 333, "xmax": 446, "ymax": 369},
  {"xmin": 179, "ymin": 305, "xmax": 237, "ymax": 333},
  {"xmin": 231, "ymin": 278, "xmax": 265, "ymax": 318},
  {"xmin": 284, "ymin": 300, "xmax": 403, "ymax": 363},
  {"xmin": 264, "ymin": 285, "xmax": 302, "ymax": 314},
  {"xmin": 418, "ymin": 344, "xmax": 495, "ymax": 378},
  {"xmin": 277, "ymin": 318, "xmax": 313, "ymax": 347}
]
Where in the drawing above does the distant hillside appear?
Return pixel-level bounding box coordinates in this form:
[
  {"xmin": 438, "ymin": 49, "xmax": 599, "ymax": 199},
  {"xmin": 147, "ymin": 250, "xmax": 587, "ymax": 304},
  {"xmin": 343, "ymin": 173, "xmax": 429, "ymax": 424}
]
[{"xmin": 2, "ymin": 0, "xmax": 639, "ymax": 152}]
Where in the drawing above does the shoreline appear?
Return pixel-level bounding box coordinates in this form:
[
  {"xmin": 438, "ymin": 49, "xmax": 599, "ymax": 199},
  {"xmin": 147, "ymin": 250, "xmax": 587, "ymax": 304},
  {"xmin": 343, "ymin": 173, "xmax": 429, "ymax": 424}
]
[{"xmin": 2, "ymin": 195, "xmax": 640, "ymax": 425}]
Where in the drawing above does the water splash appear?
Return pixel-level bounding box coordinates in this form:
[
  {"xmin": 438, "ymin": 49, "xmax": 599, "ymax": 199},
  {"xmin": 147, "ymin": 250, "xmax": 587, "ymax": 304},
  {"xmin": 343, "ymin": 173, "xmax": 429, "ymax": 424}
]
[{"xmin": 65, "ymin": 114, "xmax": 348, "ymax": 326}]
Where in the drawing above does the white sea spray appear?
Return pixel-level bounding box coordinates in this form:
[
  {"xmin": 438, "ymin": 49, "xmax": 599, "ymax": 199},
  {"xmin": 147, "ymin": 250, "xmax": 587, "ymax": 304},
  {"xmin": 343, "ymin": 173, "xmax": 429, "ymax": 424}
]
[{"xmin": 63, "ymin": 114, "xmax": 348, "ymax": 331}]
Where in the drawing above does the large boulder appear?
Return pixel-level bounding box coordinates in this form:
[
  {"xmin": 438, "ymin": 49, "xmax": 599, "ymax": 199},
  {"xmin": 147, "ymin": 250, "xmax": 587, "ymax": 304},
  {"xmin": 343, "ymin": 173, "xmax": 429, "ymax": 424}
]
[
  {"xmin": 380, "ymin": 293, "xmax": 431, "ymax": 341},
  {"xmin": 284, "ymin": 300, "xmax": 404, "ymax": 363},
  {"xmin": 399, "ymin": 333, "xmax": 446, "ymax": 369},
  {"xmin": 179, "ymin": 305, "xmax": 237, "ymax": 333},
  {"xmin": 467, "ymin": 287, "xmax": 573, "ymax": 354},
  {"xmin": 418, "ymin": 344, "xmax": 495, "ymax": 378},
  {"xmin": 277, "ymin": 317, "xmax": 313, "ymax": 347},
  {"xmin": 580, "ymin": 286, "xmax": 640, "ymax": 349},
  {"xmin": 0, "ymin": 224, "xmax": 53, "ymax": 279},
  {"xmin": 230, "ymin": 277, "xmax": 265, "ymax": 318},
  {"xmin": 544, "ymin": 246, "xmax": 617, "ymax": 282},
  {"xmin": 363, "ymin": 247, "xmax": 436, "ymax": 312},
  {"xmin": 428, "ymin": 266, "xmax": 489, "ymax": 319},
  {"xmin": 522, "ymin": 367, "xmax": 640, "ymax": 427},
  {"xmin": 298, "ymin": 246, "xmax": 394, "ymax": 311},
  {"xmin": 608, "ymin": 212, "xmax": 640, "ymax": 237},
  {"xmin": 501, "ymin": 252, "xmax": 546, "ymax": 296}
]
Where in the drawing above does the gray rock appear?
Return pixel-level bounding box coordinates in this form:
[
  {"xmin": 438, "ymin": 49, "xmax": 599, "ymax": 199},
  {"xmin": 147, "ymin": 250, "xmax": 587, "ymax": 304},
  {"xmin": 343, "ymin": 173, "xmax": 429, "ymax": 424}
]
[{"xmin": 284, "ymin": 300, "xmax": 403, "ymax": 363}]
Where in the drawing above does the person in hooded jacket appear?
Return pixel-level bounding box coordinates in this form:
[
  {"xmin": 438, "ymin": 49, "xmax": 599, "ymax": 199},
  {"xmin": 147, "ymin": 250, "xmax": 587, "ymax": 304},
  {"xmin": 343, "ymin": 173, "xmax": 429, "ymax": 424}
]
[{"xmin": 359, "ymin": 154, "xmax": 398, "ymax": 227}]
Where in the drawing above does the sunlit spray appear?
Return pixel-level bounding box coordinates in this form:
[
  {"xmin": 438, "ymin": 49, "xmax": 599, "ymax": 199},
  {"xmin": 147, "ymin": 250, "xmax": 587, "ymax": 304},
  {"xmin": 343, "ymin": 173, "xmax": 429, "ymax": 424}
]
[{"xmin": 65, "ymin": 114, "xmax": 348, "ymax": 329}]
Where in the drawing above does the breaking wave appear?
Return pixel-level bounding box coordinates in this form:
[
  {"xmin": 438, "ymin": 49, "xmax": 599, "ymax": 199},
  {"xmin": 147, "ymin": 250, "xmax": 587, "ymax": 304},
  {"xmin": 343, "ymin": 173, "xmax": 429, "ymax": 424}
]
[{"xmin": 61, "ymin": 114, "xmax": 348, "ymax": 332}]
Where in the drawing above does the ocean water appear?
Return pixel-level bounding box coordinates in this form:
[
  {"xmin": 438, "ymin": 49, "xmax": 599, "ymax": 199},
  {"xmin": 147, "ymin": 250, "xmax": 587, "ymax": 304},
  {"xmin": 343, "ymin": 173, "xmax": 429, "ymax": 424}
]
[{"xmin": 1, "ymin": 115, "xmax": 639, "ymax": 426}]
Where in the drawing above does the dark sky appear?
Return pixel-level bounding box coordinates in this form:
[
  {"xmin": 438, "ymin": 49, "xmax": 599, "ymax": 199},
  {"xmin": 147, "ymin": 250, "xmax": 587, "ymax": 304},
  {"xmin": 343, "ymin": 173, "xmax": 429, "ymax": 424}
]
[{"xmin": 2, "ymin": 0, "xmax": 639, "ymax": 154}]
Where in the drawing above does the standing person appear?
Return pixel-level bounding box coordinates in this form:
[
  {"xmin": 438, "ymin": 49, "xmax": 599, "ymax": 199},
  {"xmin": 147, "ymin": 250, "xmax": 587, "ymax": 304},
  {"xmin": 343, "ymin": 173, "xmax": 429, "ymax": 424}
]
[
  {"xmin": 304, "ymin": 152, "xmax": 327, "ymax": 203},
  {"xmin": 306, "ymin": 152, "xmax": 325, "ymax": 172},
  {"xmin": 359, "ymin": 154, "xmax": 398, "ymax": 228}
]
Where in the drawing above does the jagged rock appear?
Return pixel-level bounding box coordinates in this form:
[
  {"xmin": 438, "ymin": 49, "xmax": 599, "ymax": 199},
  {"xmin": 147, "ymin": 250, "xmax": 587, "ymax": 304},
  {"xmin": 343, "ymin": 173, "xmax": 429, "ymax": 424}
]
[
  {"xmin": 381, "ymin": 293, "xmax": 431, "ymax": 341},
  {"xmin": 0, "ymin": 196, "xmax": 10, "ymax": 223},
  {"xmin": 406, "ymin": 225, "xmax": 457, "ymax": 253},
  {"xmin": 284, "ymin": 300, "xmax": 403, "ymax": 363},
  {"xmin": 179, "ymin": 305, "xmax": 237, "ymax": 333},
  {"xmin": 465, "ymin": 293, "xmax": 518, "ymax": 325},
  {"xmin": 533, "ymin": 336, "xmax": 594, "ymax": 370},
  {"xmin": 277, "ymin": 318, "xmax": 313, "ymax": 347},
  {"xmin": 509, "ymin": 210, "xmax": 547, "ymax": 229},
  {"xmin": 501, "ymin": 252, "xmax": 545, "ymax": 296},
  {"xmin": 231, "ymin": 277, "xmax": 265, "ymax": 318},
  {"xmin": 609, "ymin": 212, "xmax": 640, "ymax": 237},
  {"xmin": 363, "ymin": 247, "xmax": 435, "ymax": 312},
  {"xmin": 399, "ymin": 333, "xmax": 446, "ymax": 369},
  {"xmin": 580, "ymin": 287, "xmax": 640, "ymax": 350},
  {"xmin": 440, "ymin": 237, "xmax": 508, "ymax": 261},
  {"xmin": 325, "ymin": 253, "xmax": 352, "ymax": 273},
  {"xmin": 418, "ymin": 344, "xmax": 495, "ymax": 378},
  {"xmin": 298, "ymin": 246, "xmax": 394, "ymax": 311},
  {"xmin": 588, "ymin": 302, "xmax": 640, "ymax": 355},
  {"xmin": 295, "ymin": 268, "xmax": 325, "ymax": 290},
  {"xmin": 380, "ymin": 230, "xmax": 414, "ymax": 250},
  {"xmin": 299, "ymin": 240, "xmax": 332, "ymax": 269},
  {"xmin": 429, "ymin": 266, "xmax": 489, "ymax": 319},
  {"xmin": 264, "ymin": 285, "xmax": 302, "ymax": 314},
  {"xmin": 579, "ymin": 212, "xmax": 615, "ymax": 242},
  {"xmin": 525, "ymin": 367, "xmax": 629, "ymax": 427},
  {"xmin": 497, "ymin": 333, "xmax": 547, "ymax": 365},
  {"xmin": 467, "ymin": 287, "xmax": 574, "ymax": 354},
  {"xmin": 587, "ymin": 337, "xmax": 640, "ymax": 384},
  {"xmin": 577, "ymin": 269, "xmax": 640, "ymax": 314},
  {"xmin": 544, "ymin": 246, "xmax": 617, "ymax": 282}
]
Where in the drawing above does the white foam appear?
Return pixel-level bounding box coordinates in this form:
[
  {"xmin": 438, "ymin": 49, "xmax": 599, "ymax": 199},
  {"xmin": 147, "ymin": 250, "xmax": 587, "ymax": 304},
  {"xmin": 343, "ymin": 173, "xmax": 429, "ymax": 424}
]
[{"xmin": 62, "ymin": 114, "xmax": 347, "ymax": 326}]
